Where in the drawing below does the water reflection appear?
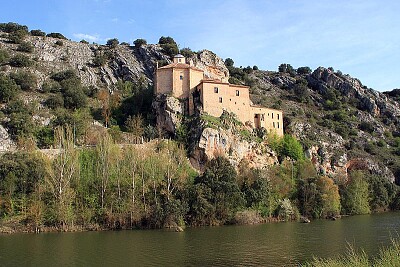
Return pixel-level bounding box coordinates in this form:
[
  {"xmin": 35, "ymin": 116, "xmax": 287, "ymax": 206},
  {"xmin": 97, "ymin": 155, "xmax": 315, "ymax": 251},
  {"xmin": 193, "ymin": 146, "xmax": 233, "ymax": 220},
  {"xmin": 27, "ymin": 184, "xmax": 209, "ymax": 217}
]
[{"xmin": 1, "ymin": 212, "xmax": 400, "ymax": 266}]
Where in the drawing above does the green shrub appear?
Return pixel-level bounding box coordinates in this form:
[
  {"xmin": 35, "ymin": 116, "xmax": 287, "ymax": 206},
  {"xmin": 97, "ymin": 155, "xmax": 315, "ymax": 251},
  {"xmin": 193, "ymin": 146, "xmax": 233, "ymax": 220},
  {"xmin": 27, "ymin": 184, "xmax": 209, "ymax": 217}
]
[
  {"xmin": 61, "ymin": 81, "xmax": 87, "ymax": 109},
  {"xmin": 55, "ymin": 40, "xmax": 64, "ymax": 46},
  {"xmin": 51, "ymin": 69, "xmax": 77, "ymax": 81},
  {"xmin": 45, "ymin": 93, "xmax": 64, "ymax": 109},
  {"xmin": 35, "ymin": 126, "xmax": 54, "ymax": 148},
  {"xmin": 0, "ymin": 22, "xmax": 28, "ymax": 33},
  {"xmin": 6, "ymin": 112, "xmax": 35, "ymax": 139},
  {"xmin": 17, "ymin": 41, "xmax": 34, "ymax": 53},
  {"xmin": 359, "ymin": 121, "xmax": 374, "ymax": 133},
  {"xmin": 158, "ymin": 36, "xmax": 179, "ymax": 57},
  {"xmin": 281, "ymin": 134, "xmax": 304, "ymax": 160},
  {"xmin": 0, "ymin": 74, "xmax": 20, "ymax": 102},
  {"xmin": 46, "ymin": 32, "xmax": 67, "ymax": 39},
  {"xmin": 30, "ymin": 29, "xmax": 46, "ymax": 36},
  {"xmin": 80, "ymin": 39, "xmax": 89, "ymax": 44},
  {"xmin": 4, "ymin": 99, "xmax": 31, "ymax": 115},
  {"xmin": 7, "ymin": 29, "xmax": 28, "ymax": 44},
  {"xmin": 134, "ymin": 38, "xmax": 147, "ymax": 48},
  {"xmin": 42, "ymin": 80, "xmax": 61, "ymax": 93},
  {"xmin": 106, "ymin": 38, "xmax": 119, "ymax": 48},
  {"xmin": 297, "ymin": 66, "xmax": 312, "ymax": 75},
  {"xmin": 180, "ymin": 47, "xmax": 194, "ymax": 58},
  {"xmin": 10, "ymin": 71, "xmax": 37, "ymax": 90},
  {"xmin": 9, "ymin": 54, "xmax": 33, "ymax": 67},
  {"xmin": 0, "ymin": 49, "xmax": 9, "ymax": 64},
  {"xmin": 341, "ymin": 171, "xmax": 371, "ymax": 215},
  {"xmin": 92, "ymin": 52, "xmax": 108, "ymax": 67}
]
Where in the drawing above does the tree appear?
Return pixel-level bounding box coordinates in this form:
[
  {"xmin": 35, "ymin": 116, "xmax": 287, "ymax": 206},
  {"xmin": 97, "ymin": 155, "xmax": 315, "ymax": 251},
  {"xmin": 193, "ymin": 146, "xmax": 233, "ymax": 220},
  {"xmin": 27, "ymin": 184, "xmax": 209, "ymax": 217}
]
[
  {"xmin": 180, "ymin": 47, "xmax": 194, "ymax": 58},
  {"xmin": 0, "ymin": 74, "xmax": 20, "ymax": 102},
  {"xmin": 8, "ymin": 29, "xmax": 28, "ymax": 44},
  {"xmin": 47, "ymin": 125, "xmax": 78, "ymax": 227},
  {"xmin": 297, "ymin": 66, "xmax": 312, "ymax": 75},
  {"xmin": 341, "ymin": 171, "xmax": 371, "ymax": 215},
  {"xmin": 278, "ymin": 63, "xmax": 296, "ymax": 75},
  {"xmin": 125, "ymin": 115, "xmax": 144, "ymax": 137},
  {"xmin": 158, "ymin": 36, "xmax": 179, "ymax": 57},
  {"xmin": 98, "ymin": 89, "xmax": 120, "ymax": 128},
  {"xmin": 317, "ymin": 176, "xmax": 341, "ymax": 218},
  {"xmin": 0, "ymin": 49, "xmax": 9, "ymax": 64},
  {"xmin": 225, "ymin": 58, "xmax": 234, "ymax": 67},
  {"xmin": 9, "ymin": 54, "xmax": 33, "ymax": 67},
  {"xmin": 133, "ymin": 38, "xmax": 147, "ymax": 48},
  {"xmin": 96, "ymin": 132, "xmax": 115, "ymax": 210},
  {"xmin": 46, "ymin": 32, "xmax": 67, "ymax": 39},
  {"xmin": 17, "ymin": 41, "xmax": 34, "ymax": 53},
  {"xmin": 106, "ymin": 38, "xmax": 119, "ymax": 48},
  {"xmin": 10, "ymin": 71, "xmax": 37, "ymax": 91},
  {"xmin": 281, "ymin": 134, "xmax": 304, "ymax": 161},
  {"xmin": 30, "ymin": 29, "xmax": 46, "ymax": 36},
  {"xmin": 194, "ymin": 156, "xmax": 244, "ymax": 224},
  {"xmin": 0, "ymin": 152, "xmax": 47, "ymax": 216}
]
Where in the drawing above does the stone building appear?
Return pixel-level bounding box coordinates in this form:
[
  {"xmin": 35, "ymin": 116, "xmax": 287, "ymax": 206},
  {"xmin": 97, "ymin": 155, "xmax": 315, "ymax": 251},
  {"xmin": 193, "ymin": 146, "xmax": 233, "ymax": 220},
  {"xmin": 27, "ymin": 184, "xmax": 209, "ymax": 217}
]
[{"xmin": 155, "ymin": 54, "xmax": 283, "ymax": 136}]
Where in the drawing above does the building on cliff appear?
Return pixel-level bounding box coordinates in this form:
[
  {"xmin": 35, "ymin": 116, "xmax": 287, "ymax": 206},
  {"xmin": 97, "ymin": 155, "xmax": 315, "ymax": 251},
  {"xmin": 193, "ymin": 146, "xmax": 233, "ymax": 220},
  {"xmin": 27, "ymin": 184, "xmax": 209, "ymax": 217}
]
[{"xmin": 155, "ymin": 54, "xmax": 284, "ymax": 136}]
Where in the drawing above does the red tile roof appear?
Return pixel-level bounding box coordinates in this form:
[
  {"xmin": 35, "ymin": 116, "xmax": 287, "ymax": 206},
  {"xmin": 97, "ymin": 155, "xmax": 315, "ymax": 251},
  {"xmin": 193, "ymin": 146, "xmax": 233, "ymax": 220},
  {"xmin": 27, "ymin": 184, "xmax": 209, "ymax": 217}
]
[{"xmin": 158, "ymin": 62, "xmax": 203, "ymax": 72}]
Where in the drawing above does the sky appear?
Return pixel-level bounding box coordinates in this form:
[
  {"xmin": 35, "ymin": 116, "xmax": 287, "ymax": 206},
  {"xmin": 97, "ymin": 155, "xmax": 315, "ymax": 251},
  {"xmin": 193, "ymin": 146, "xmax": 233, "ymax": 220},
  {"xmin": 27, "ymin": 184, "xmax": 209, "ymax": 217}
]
[{"xmin": 2, "ymin": 0, "xmax": 399, "ymax": 91}]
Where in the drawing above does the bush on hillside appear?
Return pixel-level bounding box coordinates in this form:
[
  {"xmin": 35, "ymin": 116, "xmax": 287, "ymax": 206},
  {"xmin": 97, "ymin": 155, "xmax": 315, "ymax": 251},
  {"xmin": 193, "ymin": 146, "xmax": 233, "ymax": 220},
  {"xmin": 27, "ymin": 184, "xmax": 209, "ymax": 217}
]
[
  {"xmin": 10, "ymin": 71, "xmax": 37, "ymax": 91},
  {"xmin": 9, "ymin": 54, "xmax": 33, "ymax": 67},
  {"xmin": 17, "ymin": 41, "xmax": 34, "ymax": 53},
  {"xmin": 0, "ymin": 74, "xmax": 20, "ymax": 102},
  {"xmin": 0, "ymin": 49, "xmax": 9, "ymax": 64},
  {"xmin": 0, "ymin": 22, "xmax": 28, "ymax": 33},
  {"xmin": 158, "ymin": 36, "xmax": 179, "ymax": 58},
  {"xmin": 7, "ymin": 29, "xmax": 28, "ymax": 44},
  {"xmin": 106, "ymin": 38, "xmax": 119, "ymax": 48},
  {"xmin": 46, "ymin": 32, "xmax": 67, "ymax": 39},
  {"xmin": 133, "ymin": 38, "xmax": 147, "ymax": 48},
  {"xmin": 30, "ymin": 29, "xmax": 46, "ymax": 37}
]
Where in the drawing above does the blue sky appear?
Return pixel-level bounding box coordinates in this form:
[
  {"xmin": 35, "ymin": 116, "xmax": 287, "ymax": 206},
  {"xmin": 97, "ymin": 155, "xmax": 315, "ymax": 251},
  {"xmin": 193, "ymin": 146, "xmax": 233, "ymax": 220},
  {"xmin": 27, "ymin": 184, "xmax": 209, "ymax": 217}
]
[{"xmin": 2, "ymin": 0, "xmax": 399, "ymax": 91}]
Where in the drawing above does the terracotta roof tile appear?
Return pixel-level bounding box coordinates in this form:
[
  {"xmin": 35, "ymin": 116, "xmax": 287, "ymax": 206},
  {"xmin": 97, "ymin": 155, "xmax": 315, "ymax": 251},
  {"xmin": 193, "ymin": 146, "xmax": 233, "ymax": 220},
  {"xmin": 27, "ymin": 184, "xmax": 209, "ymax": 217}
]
[{"xmin": 158, "ymin": 62, "xmax": 203, "ymax": 72}]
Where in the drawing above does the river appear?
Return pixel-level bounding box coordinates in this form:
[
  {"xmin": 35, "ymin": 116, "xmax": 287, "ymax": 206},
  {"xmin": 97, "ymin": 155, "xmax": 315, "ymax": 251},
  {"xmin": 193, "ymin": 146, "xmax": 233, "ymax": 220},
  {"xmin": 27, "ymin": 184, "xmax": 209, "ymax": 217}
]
[{"xmin": 1, "ymin": 212, "xmax": 400, "ymax": 266}]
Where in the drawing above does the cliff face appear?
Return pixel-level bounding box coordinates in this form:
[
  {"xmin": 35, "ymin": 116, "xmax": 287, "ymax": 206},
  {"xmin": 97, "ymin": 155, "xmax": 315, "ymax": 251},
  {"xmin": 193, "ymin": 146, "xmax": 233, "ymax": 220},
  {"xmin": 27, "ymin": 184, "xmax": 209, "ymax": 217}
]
[{"xmin": 1, "ymin": 30, "xmax": 399, "ymax": 183}]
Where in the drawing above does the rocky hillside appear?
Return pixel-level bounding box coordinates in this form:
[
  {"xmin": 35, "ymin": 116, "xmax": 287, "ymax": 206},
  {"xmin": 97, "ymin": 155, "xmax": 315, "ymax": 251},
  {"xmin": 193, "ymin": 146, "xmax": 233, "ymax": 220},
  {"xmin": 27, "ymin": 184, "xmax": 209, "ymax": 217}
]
[{"xmin": 0, "ymin": 23, "xmax": 399, "ymax": 184}]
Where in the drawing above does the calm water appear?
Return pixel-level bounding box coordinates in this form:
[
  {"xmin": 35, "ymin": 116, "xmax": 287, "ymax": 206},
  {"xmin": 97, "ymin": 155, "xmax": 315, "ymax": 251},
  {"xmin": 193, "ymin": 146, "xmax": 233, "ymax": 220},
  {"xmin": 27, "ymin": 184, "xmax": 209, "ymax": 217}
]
[{"xmin": 1, "ymin": 212, "xmax": 400, "ymax": 266}]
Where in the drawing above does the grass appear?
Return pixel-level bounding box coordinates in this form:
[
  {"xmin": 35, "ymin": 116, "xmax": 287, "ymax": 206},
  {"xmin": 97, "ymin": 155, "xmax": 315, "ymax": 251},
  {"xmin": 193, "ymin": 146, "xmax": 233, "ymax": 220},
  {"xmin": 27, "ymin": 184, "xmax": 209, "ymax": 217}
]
[{"xmin": 305, "ymin": 239, "xmax": 400, "ymax": 267}]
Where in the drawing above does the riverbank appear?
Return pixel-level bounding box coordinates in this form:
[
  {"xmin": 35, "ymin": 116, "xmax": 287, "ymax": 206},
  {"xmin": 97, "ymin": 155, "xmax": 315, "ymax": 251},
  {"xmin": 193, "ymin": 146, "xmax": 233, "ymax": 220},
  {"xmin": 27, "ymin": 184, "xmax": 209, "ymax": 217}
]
[{"xmin": 305, "ymin": 239, "xmax": 400, "ymax": 266}]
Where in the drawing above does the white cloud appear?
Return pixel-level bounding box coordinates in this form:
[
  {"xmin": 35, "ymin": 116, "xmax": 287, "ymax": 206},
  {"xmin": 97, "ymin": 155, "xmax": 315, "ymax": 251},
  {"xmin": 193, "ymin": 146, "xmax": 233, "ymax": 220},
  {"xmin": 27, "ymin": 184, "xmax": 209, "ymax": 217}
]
[{"xmin": 73, "ymin": 33, "xmax": 100, "ymax": 42}]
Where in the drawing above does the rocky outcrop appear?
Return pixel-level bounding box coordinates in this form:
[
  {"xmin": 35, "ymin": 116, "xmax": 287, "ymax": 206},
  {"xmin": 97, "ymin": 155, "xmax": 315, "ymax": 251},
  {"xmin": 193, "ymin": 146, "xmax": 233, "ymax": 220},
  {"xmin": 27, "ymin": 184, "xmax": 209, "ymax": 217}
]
[
  {"xmin": 0, "ymin": 125, "xmax": 16, "ymax": 153},
  {"xmin": 191, "ymin": 127, "xmax": 278, "ymax": 171},
  {"xmin": 308, "ymin": 67, "xmax": 400, "ymax": 118},
  {"xmin": 189, "ymin": 50, "xmax": 229, "ymax": 81},
  {"xmin": 152, "ymin": 94, "xmax": 185, "ymax": 134}
]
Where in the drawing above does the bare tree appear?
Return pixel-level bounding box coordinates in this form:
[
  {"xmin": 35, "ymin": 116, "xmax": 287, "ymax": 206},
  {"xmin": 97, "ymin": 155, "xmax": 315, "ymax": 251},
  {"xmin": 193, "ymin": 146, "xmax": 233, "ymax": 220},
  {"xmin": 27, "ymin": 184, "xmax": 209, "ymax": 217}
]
[{"xmin": 47, "ymin": 125, "xmax": 78, "ymax": 228}]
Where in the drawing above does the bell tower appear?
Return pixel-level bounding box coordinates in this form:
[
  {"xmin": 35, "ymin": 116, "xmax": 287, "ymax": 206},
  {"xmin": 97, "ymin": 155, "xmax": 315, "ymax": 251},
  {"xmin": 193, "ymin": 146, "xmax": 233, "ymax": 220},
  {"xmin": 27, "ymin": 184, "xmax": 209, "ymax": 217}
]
[{"xmin": 173, "ymin": 54, "xmax": 185, "ymax": 63}]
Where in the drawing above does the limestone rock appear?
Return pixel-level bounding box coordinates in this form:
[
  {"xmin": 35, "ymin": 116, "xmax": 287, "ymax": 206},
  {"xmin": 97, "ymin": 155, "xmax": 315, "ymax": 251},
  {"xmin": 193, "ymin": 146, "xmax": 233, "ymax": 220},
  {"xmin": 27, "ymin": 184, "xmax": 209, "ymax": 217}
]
[
  {"xmin": 193, "ymin": 126, "xmax": 278, "ymax": 170},
  {"xmin": 152, "ymin": 94, "xmax": 185, "ymax": 133},
  {"xmin": 0, "ymin": 125, "xmax": 16, "ymax": 153},
  {"xmin": 189, "ymin": 50, "xmax": 229, "ymax": 81}
]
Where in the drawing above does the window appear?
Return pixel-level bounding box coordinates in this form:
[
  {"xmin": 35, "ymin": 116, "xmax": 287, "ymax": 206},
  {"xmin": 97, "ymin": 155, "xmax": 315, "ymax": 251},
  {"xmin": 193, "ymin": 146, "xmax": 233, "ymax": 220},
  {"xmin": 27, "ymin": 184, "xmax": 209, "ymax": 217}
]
[
  {"xmin": 214, "ymin": 87, "xmax": 219, "ymax": 93},
  {"xmin": 277, "ymin": 122, "xmax": 280, "ymax": 128},
  {"xmin": 261, "ymin": 114, "xmax": 265, "ymax": 121},
  {"xmin": 272, "ymin": 113, "xmax": 274, "ymax": 119},
  {"xmin": 277, "ymin": 114, "xmax": 280, "ymax": 120},
  {"xmin": 179, "ymin": 75, "xmax": 183, "ymax": 80},
  {"xmin": 219, "ymin": 97, "xmax": 222, "ymax": 103},
  {"xmin": 236, "ymin": 90, "xmax": 240, "ymax": 96},
  {"xmin": 273, "ymin": 122, "xmax": 275, "ymax": 128}
]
